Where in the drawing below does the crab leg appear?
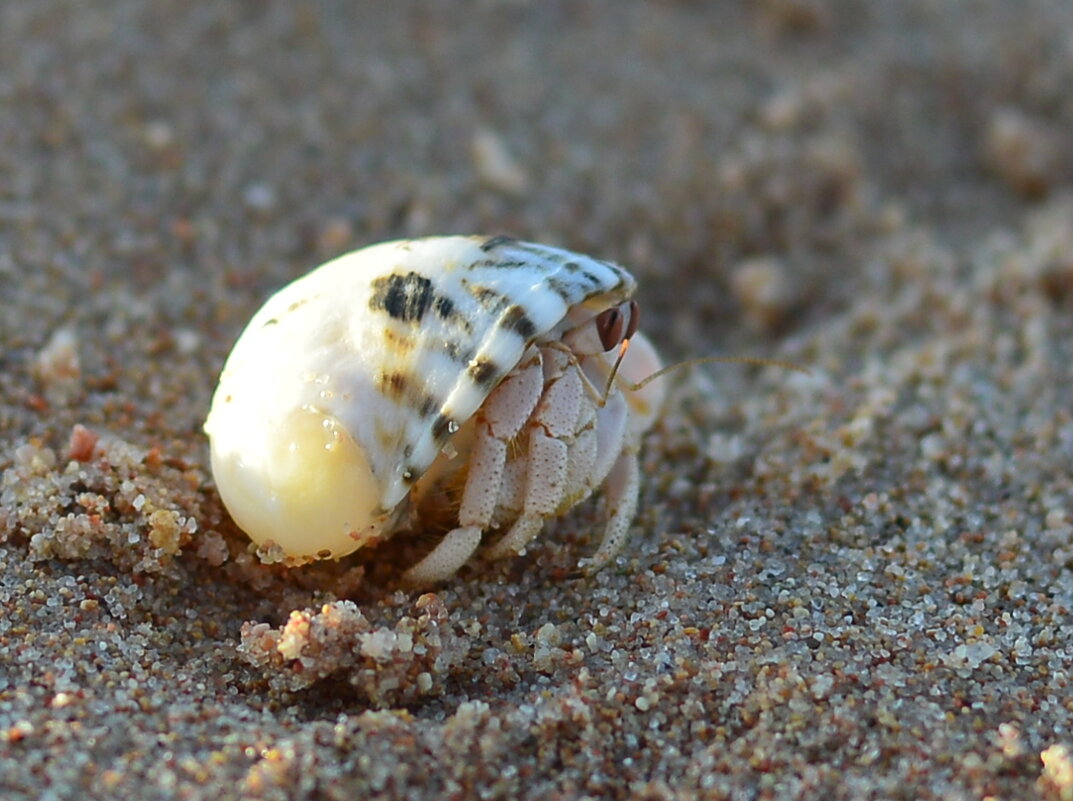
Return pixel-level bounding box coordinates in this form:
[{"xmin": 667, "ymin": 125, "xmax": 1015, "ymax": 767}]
[
  {"xmin": 562, "ymin": 398, "xmax": 598, "ymax": 507},
  {"xmin": 580, "ymin": 446, "xmax": 640, "ymax": 572},
  {"xmin": 403, "ymin": 354, "xmax": 543, "ymax": 584},
  {"xmin": 487, "ymin": 362, "xmax": 583, "ymax": 559},
  {"xmin": 589, "ymin": 386, "xmax": 628, "ymax": 490}
]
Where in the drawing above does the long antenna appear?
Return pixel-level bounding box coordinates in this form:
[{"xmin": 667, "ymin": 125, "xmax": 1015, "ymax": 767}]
[{"xmin": 611, "ymin": 352, "xmax": 811, "ymax": 396}]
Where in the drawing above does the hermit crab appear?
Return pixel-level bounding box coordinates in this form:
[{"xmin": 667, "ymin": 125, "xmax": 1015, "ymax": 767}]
[{"xmin": 204, "ymin": 235, "xmax": 665, "ymax": 584}]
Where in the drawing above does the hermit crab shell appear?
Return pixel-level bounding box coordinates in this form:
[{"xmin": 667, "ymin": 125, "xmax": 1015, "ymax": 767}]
[{"xmin": 204, "ymin": 235, "xmax": 637, "ymax": 560}]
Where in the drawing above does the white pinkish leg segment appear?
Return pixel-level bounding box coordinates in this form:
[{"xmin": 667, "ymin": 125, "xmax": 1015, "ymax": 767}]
[
  {"xmin": 562, "ymin": 401, "xmax": 598, "ymax": 507},
  {"xmin": 456, "ymin": 355, "xmax": 544, "ymax": 527},
  {"xmin": 483, "ymin": 354, "xmax": 546, "ymax": 439},
  {"xmin": 403, "ymin": 355, "xmax": 544, "ymax": 584},
  {"xmin": 486, "ymin": 357, "xmax": 584, "ymax": 559},
  {"xmin": 590, "ymin": 382, "xmax": 629, "ymax": 488},
  {"xmin": 580, "ymin": 447, "xmax": 640, "ymax": 572},
  {"xmin": 487, "ymin": 428, "xmax": 569, "ymax": 558},
  {"xmin": 400, "ymin": 525, "xmax": 483, "ymax": 586}
]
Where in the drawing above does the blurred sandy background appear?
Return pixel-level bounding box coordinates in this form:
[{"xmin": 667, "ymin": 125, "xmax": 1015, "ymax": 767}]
[{"xmin": 3, "ymin": 2, "xmax": 1073, "ymax": 799}]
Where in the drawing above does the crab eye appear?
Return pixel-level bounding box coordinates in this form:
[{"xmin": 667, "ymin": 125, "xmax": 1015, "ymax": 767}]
[
  {"xmin": 595, "ymin": 307, "xmax": 625, "ymax": 351},
  {"xmin": 595, "ymin": 301, "xmax": 640, "ymax": 351}
]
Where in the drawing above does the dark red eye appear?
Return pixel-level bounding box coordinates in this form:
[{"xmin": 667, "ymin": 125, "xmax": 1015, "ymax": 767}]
[
  {"xmin": 594, "ymin": 301, "xmax": 640, "ymax": 351},
  {"xmin": 595, "ymin": 307, "xmax": 625, "ymax": 351}
]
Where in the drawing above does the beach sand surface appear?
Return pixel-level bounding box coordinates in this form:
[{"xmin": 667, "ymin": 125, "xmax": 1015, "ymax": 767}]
[{"xmin": 2, "ymin": 2, "xmax": 1073, "ymax": 799}]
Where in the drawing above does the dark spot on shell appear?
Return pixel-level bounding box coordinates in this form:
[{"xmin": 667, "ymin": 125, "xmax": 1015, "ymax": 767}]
[
  {"xmin": 433, "ymin": 295, "xmax": 455, "ymax": 320},
  {"xmin": 467, "ymin": 283, "xmax": 510, "ymax": 313},
  {"xmin": 516, "ymin": 242, "xmax": 567, "ymax": 263},
  {"xmin": 472, "ymin": 258, "xmax": 529, "ymax": 271},
  {"xmin": 545, "ymin": 276, "xmax": 572, "ymax": 301},
  {"xmin": 431, "ymin": 414, "xmax": 455, "ymax": 442},
  {"xmin": 480, "ymin": 235, "xmax": 516, "ymax": 252},
  {"xmin": 369, "ymin": 271, "xmax": 434, "ymax": 323},
  {"xmin": 379, "ymin": 371, "xmax": 438, "ymax": 416},
  {"xmin": 467, "ymin": 357, "xmax": 501, "ymax": 387},
  {"xmin": 500, "ymin": 304, "xmax": 537, "ymax": 340},
  {"xmin": 440, "ymin": 340, "xmax": 473, "ymax": 364},
  {"xmin": 377, "ymin": 370, "xmax": 411, "ymax": 399},
  {"xmin": 383, "ymin": 328, "xmax": 416, "ymax": 354}
]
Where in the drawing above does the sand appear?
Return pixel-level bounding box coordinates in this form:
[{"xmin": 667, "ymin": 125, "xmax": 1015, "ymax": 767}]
[{"xmin": 2, "ymin": 2, "xmax": 1073, "ymax": 799}]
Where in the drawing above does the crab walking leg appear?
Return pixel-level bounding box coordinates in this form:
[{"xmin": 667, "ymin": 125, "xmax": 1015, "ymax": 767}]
[
  {"xmin": 589, "ymin": 384, "xmax": 629, "ymax": 491},
  {"xmin": 486, "ymin": 359, "xmax": 583, "ymax": 559},
  {"xmin": 580, "ymin": 447, "xmax": 641, "ymax": 572},
  {"xmin": 401, "ymin": 526, "xmax": 483, "ymax": 586},
  {"xmin": 403, "ymin": 355, "xmax": 544, "ymax": 584},
  {"xmin": 486, "ymin": 430, "xmax": 567, "ymax": 558},
  {"xmin": 562, "ymin": 398, "xmax": 598, "ymax": 507}
]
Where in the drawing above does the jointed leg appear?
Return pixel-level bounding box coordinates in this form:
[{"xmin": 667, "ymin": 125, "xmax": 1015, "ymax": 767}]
[
  {"xmin": 401, "ymin": 525, "xmax": 483, "ymax": 586},
  {"xmin": 486, "ymin": 363, "xmax": 582, "ymax": 559},
  {"xmin": 486, "ymin": 428, "xmax": 568, "ymax": 558},
  {"xmin": 589, "ymin": 388, "xmax": 628, "ymax": 491},
  {"xmin": 579, "ymin": 447, "xmax": 640, "ymax": 572},
  {"xmin": 403, "ymin": 355, "xmax": 544, "ymax": 584},
  {"xmin": 561, "ymin": 400, "xmax": 598, "ymax": 510}
]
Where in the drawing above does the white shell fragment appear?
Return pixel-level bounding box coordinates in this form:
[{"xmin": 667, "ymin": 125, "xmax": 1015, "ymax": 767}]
[{"xmin": 204, "ymin": 235, "xmax": 665, "ymax": 582}]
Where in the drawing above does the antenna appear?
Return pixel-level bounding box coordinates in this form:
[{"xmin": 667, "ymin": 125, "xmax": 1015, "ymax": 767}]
[{"xmin": 607, "ymin": 350, "xmax": 811, "ymax": 399}]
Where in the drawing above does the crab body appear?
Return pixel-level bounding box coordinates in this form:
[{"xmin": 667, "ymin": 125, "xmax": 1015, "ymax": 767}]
[{"xmin": 204, "ymin": 235, "xmax": 664, "ymax": 583}]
